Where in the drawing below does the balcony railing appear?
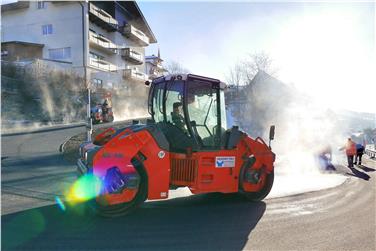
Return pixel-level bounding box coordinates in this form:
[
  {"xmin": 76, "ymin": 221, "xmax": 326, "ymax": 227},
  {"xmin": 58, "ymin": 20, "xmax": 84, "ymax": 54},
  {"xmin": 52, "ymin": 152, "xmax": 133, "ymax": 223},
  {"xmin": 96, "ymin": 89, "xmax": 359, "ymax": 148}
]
[
  {"xmin": 120, "ymin": 24, "xmax": 149, "ymax": 46},
  {"xmin": 120, "ymin": 48, "xmax": 143, "ymax": 65},
  {"xmin": 89, "ymin": 57, "xmax": 117, "ymax": 72},
  {"xmin": 123, "ymin": 68, "xmax": 149, "ymax": 82},
  {"xmin": 89, "ymin": 3, "xmax": 118, "ymax": 32},
  {"xmin": 89, "ymin": 31, "xmax": 117, "ymax": 53}
]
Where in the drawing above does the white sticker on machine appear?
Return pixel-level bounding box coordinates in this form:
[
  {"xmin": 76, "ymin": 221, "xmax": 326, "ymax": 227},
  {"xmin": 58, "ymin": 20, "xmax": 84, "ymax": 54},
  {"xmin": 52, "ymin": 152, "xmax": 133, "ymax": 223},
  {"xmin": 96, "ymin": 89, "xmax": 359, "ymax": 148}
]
[{"xmin": 215, "ymin": 156, "xmax": 236, "ymax": 168}]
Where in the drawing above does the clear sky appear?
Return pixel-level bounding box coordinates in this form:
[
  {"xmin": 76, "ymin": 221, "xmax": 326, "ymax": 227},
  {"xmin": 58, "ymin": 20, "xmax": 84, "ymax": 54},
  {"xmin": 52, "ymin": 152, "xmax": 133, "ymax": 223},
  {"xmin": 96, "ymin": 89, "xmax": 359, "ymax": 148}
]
[{"xmin": 139, "ymin": 2, "xmax": 375, "ymax": 113}]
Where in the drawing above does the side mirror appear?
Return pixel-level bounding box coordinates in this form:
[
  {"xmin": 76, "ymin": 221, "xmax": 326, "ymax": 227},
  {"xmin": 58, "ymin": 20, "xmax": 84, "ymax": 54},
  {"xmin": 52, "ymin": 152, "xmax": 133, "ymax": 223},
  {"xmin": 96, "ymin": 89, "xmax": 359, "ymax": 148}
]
[
  {"xmin": 145, "ymin": 80, "xmax": 150, "ymax": 86},
  {"xmin": 269, "ymin": 125, "xmax": 275, "ymax": 150},
  {"xmin": 269, "ymin": 125, "xmax": 275, "ymax": 141}
]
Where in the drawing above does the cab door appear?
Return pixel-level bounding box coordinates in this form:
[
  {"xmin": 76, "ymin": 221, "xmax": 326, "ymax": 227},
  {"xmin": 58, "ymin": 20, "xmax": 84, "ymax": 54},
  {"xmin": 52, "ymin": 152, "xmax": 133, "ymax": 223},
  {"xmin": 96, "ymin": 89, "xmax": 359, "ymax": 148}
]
[{"xmin": 185, "ymin": 80, "xmax": 239, "ymax": 193}]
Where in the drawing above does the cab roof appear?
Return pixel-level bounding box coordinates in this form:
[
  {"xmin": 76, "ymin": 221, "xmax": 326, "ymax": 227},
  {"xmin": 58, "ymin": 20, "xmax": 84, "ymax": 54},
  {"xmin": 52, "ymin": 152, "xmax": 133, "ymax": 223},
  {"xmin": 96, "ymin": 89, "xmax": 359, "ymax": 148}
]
[{"xmin": 152, "ymin": 74, "xmax": 227, "ymax": 90}]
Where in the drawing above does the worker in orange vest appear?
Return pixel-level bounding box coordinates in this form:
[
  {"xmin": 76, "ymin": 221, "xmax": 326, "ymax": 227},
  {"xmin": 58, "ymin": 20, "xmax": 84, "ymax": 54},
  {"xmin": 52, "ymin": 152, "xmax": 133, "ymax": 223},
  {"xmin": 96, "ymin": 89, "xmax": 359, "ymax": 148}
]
[{"xmin": 345, "ymin": 138, "xmax": 357, "ymax": 168}]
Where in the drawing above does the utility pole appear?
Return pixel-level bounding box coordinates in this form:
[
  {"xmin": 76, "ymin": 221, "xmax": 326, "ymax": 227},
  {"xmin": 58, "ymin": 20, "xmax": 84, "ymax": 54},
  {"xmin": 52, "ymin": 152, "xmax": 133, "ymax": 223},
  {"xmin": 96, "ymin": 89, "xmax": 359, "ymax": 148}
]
[{"xmin": 78, "ymin": 1, "xmax": 92, "ymax": 142}]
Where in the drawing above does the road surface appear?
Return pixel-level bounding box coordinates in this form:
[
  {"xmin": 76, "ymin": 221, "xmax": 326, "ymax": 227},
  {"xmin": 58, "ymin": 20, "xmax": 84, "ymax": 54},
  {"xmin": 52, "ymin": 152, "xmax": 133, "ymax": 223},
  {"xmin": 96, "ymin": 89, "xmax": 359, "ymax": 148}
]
[{"xmin": 1, "ymin": 125, "xmax": 375, "ymax": 250}]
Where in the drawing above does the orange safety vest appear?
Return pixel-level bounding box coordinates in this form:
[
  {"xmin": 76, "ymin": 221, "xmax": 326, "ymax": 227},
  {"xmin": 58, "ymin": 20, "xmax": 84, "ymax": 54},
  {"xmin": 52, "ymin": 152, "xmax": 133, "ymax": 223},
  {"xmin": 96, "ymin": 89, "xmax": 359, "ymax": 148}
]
[{"xmin": 345, "ymin": 141, "xmax": 356, "ymax": 156}]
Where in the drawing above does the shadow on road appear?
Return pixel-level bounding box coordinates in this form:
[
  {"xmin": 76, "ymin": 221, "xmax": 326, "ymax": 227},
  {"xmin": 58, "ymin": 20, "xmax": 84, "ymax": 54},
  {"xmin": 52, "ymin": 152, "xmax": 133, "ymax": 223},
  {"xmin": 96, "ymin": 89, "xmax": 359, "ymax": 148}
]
[
  {"xmin": 2, "ymin": 193, "xmax": 266, "ymax": 251},
  {"xmin": 358, "ymin": 165, "xmax": 376, "ymax": 173},
  {"xmin": 1, "ymin": 153, "xmax": 66, "ymax": 170},
  {"xmin": 346, "ymin": 167, "xmax": 371, "ymax": 181}
]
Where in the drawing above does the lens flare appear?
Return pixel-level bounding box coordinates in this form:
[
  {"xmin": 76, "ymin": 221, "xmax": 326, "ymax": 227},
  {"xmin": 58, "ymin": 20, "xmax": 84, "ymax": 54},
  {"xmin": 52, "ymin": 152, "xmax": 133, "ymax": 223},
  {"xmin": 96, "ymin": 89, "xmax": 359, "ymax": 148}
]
[
  {"xmin": 55, "ymin": 196, "xmax": 66, "ymax": 211},
  {"xmin": 65, "ymin": 174, "xmax": 103, "ymax": 204}
]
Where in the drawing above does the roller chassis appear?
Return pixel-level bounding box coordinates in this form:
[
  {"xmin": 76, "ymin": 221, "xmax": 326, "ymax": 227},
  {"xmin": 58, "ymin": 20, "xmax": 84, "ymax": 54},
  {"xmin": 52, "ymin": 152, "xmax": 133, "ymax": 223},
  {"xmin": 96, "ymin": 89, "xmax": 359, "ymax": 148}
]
[{"xmin": 78, "ymin": 74, "xmax": 276, "ymax": 216}]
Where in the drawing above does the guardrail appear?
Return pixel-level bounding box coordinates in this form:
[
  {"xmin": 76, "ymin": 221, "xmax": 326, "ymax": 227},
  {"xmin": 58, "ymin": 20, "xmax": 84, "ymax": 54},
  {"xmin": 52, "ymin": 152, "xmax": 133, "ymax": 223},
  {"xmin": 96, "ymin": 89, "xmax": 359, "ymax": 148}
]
[{"xmin": 365, "ymin": 145, "xmax": 376, "ymax": 158}]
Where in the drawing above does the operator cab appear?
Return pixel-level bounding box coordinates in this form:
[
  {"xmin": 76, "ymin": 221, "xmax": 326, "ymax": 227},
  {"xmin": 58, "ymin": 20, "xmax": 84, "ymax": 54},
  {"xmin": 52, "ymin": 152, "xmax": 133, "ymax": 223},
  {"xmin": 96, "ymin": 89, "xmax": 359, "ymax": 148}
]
[{"xmin": 148, "ymin": 74, "xmax": 227, "ymax": 152}]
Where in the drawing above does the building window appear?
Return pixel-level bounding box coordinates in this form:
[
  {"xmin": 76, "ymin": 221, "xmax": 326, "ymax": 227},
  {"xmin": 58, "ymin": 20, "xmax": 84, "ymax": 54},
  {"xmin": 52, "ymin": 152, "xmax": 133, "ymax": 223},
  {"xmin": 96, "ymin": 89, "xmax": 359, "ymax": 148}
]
[
  {"xmin": 48, "ymin": 47, "xmax": 71, "ymax": 60},
  {"xmin": 37, "ymin": 1, "xmax": 46, "ymax": 9},
  {"xmin": 1, "ymin": 50, "xmax": 9, "ymax": 57},
  {"xmin": 93, "ymin": 78, "xmax": 103, "ymax": 89},
  {"xmin": 42, "ymin": 24, "xmax": 53, "ymax": 35}
]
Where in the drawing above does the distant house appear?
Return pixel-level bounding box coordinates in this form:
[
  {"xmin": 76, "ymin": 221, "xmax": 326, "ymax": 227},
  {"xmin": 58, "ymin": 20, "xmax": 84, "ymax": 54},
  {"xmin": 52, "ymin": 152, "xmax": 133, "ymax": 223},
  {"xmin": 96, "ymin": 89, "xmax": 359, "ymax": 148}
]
[
  {"xmin": 225, "ymin": 70, "xmax": 294, "ymax": 136},
  {"xmin": 145, "ymin": 49, "xmax": 167, "ymax": 79}
]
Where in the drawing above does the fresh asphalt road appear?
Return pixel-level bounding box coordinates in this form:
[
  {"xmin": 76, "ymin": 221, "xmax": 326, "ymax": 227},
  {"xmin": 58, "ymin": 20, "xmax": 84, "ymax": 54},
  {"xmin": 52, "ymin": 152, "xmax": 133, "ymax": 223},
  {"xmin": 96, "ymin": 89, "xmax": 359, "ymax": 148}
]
[
  {"xmin": 1, "ymin": 125, "xmax": 85, "ymax": 214},
  {"xmin": 1, "ymin": 126, "xmax": 375, "ymax": 250}
]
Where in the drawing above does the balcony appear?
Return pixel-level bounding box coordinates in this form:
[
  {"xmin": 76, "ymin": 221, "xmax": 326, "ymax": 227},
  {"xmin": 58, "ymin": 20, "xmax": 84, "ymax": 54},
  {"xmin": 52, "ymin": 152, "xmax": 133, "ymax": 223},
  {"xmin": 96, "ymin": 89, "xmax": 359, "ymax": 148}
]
[
  {"xmin": 123, "ymin": 68, "xmax": 149, "ymax": 82},
  {"xmin": 120, "ymin": 24, "xmax": 149, "ymax": 46},
  {"xmin": 89, "ymin": 31, "xmax": 117, "ymax": 54},
  {"xmin": 89, "ymin": 3, "xmax": 118, "ymax": 32},
  {"xmin": 120, "ymin": 48, "xmax": 143, "ymax": 65},
  {"xmin": 89, "ymin": 57, "xmax": 117, "ymax": 72}
]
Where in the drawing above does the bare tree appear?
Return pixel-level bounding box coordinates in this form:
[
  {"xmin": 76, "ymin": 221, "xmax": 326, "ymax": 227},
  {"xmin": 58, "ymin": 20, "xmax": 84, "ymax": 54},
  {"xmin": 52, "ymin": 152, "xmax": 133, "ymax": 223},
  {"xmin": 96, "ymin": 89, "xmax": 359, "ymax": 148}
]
[
  {"xmin": 165, "ymin": 60, "xmax": 190, "ymax": 74},
  {"xmin": 227, "ymin": 51, "xmax": 276, "ymax": 86},
  {"xmin": 226, "ymin": 62, "xmax": 243, "ymax": 87}
]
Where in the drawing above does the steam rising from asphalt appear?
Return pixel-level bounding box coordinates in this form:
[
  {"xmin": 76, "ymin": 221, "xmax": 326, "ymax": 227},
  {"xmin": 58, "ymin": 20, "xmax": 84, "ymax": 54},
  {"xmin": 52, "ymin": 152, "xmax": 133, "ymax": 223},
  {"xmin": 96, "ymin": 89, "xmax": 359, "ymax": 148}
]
[
  {"xmin": 1, "ymin": 62, "xmax": 86, "ymax": 132},
  {"xmin": 111, "ymin": 82, "xmax": 149, "ymax": 121},
  {"xmin": 231, "ymin": 77, "xmax": 349, "ymax": 198},
  {"xmin": 226, "ymin": 73, "xmax": 351, "ymax": 198},
  {"xmin": 267, "ymin": 100, "xmax": 349, "ymax": 198},
  {"xmin": 112, "ymin": 97, "xmax": 149, "ymax": 121}
]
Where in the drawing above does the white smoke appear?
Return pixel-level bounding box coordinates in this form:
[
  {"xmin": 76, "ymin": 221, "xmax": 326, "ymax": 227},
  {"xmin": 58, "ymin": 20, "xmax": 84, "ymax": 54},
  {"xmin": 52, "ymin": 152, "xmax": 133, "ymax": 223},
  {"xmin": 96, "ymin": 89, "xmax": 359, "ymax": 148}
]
[
  {"xmin": 111, "ymin": 82, "xmax": 150, "ymax": 121},
  {"xmin": 267, "ymin": 95, "xmax": 349, "ymax": 198},
  {"xmin": 1, "ymin": 60, "xmax": 86, "ymax": 132},
  {"xmin": 226, "ymin": 72, "xmax": 351, "ymax": 198}
]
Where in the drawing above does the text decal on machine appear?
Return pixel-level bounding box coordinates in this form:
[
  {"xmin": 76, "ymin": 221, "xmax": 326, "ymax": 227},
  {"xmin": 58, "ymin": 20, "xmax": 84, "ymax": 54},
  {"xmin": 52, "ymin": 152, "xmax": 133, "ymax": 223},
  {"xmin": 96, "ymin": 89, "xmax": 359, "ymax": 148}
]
[{"xmin": 215, "ymin": 156, "xmax": 236, "ymax": 168}]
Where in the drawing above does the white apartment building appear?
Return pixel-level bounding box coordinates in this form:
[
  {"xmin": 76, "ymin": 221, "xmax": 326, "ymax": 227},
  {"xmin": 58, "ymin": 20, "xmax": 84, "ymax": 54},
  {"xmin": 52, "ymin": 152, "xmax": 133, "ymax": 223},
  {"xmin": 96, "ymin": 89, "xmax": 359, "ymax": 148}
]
[{"xmin": 1, "ymin": 1, "xmax": 157, "ymax": 98}]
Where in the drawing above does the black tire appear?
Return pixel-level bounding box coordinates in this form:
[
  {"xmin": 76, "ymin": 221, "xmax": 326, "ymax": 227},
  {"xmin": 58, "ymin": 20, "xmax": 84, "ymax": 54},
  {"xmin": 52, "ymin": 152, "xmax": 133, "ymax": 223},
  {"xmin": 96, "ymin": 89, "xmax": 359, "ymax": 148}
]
[
  {"xmin": 87, "ymin": 159, "xmax": 148, "ymax": 217},
  {"xmin": 239, "ymin": 170, "xmax": 274, "ymax": 201}
]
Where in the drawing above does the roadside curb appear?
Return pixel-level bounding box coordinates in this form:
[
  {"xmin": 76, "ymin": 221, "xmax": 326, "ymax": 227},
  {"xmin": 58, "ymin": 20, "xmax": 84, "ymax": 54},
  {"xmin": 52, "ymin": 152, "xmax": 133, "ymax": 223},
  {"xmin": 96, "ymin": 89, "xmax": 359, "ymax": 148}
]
[
  {"xmin": 2, "ymin": 122, "xmax": 86, "ymax": 137},
  {"xmin": 1, "ymin": 118, "xmax": 149, "ymax": 137},
  {"xmin": 59, "ymin": 138, "xmax": 69, "ymax": 153}
]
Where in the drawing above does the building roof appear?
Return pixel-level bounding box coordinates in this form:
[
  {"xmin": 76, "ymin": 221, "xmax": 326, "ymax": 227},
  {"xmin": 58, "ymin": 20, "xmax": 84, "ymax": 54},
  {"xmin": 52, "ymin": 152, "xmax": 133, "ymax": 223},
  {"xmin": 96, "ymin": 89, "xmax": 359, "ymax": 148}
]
[
  {"xmin": 1, "ymin": 1, "xmax": 29, "ymax": 12},
  {"xmin": 145, "ymin": 55, "xmax": 164, "ymax": 63},
  {"xmin": 145, "ymin": 55, "xmax": 159, "ymax": 59},
  {"xmin": 248, "ymin": 70, "xmax": 292, "ymax": 94},
  {"xmin": 1, "ymin": 41, "xmax": 45, "ymax": 47},
  {"xmin": 116, "ymin": 1, "xmax": 157, "ymax": 44}
]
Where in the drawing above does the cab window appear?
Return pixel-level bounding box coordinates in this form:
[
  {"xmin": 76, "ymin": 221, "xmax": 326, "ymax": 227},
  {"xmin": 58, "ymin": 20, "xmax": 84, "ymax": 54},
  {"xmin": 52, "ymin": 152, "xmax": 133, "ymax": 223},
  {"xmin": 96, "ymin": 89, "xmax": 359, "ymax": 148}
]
[
  {"xmin": 187, "ymin": 81, "xmax": 220, "ymax": 147},
  {"xmin": 165, "ymin": 81, "xmax": 187, "ymax": 133},
  {"xmin": 152, "ymin": 83, "xmax": 164, "ymax": 123}
]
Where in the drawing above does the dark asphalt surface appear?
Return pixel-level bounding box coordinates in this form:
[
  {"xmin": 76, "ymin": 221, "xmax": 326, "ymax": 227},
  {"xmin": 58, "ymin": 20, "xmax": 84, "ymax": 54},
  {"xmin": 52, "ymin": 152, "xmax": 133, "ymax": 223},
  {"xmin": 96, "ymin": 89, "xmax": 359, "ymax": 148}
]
[
  {"xmin": 1, "ymin": 125, "xmax": 375, "ymax": 250},
  {"xmin": 1, "ymin": 126, "xmax": 85, "ymax": 214}
]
